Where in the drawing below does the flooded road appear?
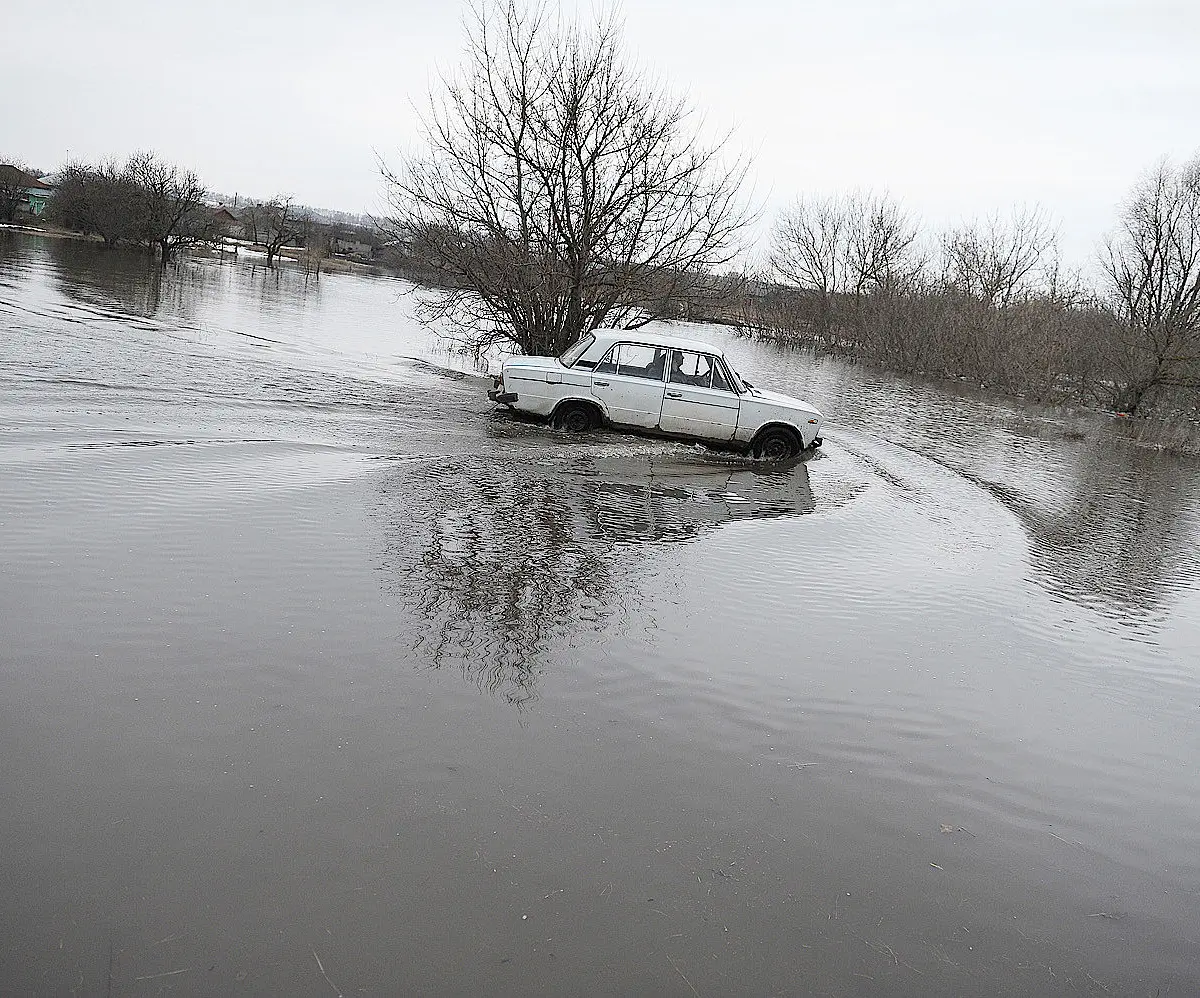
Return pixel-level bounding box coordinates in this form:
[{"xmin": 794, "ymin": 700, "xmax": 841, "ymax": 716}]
[{"xmin": 2, "ymin": 231, "xmax": 1199, "ymax": 996}]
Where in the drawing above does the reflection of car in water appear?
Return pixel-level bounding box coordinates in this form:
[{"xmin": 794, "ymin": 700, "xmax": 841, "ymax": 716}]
[
  {"xmin": 587, "ymin": 457, "xmax": 816, "ymax": 544},
  {"xmin": 489, "ymin": 329, "xmax": 824, "ymax": 460},
  {"xmin": 374, "ymin": 451, "xmax": 816, "ymax": 705}
]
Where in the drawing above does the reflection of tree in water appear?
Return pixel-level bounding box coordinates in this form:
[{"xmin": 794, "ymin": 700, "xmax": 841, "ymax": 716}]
[
  {"xmin": 240, "ymin": 263, "xmax": 321, "ymax": 313},
  {"xmin": 375, "ymin": 453, "xmax": 817, "ymax": 705},
  {"xmin": 962, "ymin": 440, "xmax": 1200, "ymax": 628},
  {"xmin": 0, "ymin": 231, "xmax": 27, "ymax": 272},
  {"xmin": 46, "ymin": 237, "xmax": 222, "ymax": 322},
  {"xmin": 378, "ymin": 457, "xmax": 624, "ymax": 707}
]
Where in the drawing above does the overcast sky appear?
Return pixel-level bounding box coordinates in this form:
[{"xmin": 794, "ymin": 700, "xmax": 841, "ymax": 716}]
[{"xmin": 5, "ymin": 0, "xmax": 1197, "ymax": 270}]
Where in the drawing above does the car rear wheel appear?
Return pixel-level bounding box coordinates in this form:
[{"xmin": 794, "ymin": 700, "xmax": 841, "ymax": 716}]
[
  {"xmin": 554, "ymin": 402, "xmax": 596, "ymax": 433},
  {"xmin": 751, "ymin": 426, "xmax": 801, "ymax": 461}
]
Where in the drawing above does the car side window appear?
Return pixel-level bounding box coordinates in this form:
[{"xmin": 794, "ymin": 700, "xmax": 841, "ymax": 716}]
[
  {"xmin": 617, "ymin": 344, "xmax": 667, "ymax": 381},
  {"xmin": 710, "ymin": 358, "xmax": 735, "ymax": 393},
  {"xmin": 669, "ymin": 350, "xmax": 714, "ymax": 388},
  {"xmin": 594, "ymin": 346, "xmax": 619, "ymax": 374}
]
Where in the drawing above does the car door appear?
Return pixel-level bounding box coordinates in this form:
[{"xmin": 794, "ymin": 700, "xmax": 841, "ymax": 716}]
[
  {"xmin": 657, "ymin": 350, "xmax": 740, "ymax": 441},
  {"xmin": 590, "ymin": 342, "xmax": 668, "ymax": 428}
]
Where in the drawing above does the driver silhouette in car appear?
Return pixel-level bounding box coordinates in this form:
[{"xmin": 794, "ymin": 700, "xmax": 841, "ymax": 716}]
[{"xmin": 670, "ymin": 351, "xmax": 709, "ymax": 388}]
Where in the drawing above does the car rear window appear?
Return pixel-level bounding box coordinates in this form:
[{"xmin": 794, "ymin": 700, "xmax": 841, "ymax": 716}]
[
  {"xmin": 617, "ymin": 344, "xmax": 667, "ymax": 380},
  {"xmin": 558, "ymin": 334, "xmax": 596, "ymax": 368}
]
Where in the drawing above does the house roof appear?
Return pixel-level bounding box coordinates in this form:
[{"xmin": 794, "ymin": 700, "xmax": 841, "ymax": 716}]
[{"xmin": 0, "ymin": 165, "xmax": 53, "ymax": 190}]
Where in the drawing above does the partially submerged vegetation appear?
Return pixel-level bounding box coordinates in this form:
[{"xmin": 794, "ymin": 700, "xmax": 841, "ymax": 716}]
[
  {"xmin": 47, "ymin": 153, "xmax": 217, "ymax": 261},
  {"xmin": 737, "ymin": 157, "xmax": 1200, "ymax": 428},
  {"xmin": 21, "ymin": 153, "xmax": 381, "ymax": 270}
]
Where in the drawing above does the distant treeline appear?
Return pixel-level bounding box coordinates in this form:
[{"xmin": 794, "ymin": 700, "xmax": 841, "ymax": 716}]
[
  {"xmin": 46, "ymin": 152, "xmax": 217, "ymax": 262},
  {"xmin": 732, "ymin": 159, "xmax": 1200, "ymax": 421},
  {"xmin": 37, "ymin": 152, "xmax": 381, "ymax": 269}
]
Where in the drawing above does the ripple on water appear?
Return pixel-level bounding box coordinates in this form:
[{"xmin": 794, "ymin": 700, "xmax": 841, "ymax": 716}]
[{"xmin": 4, "ymin": 234, "xmax": 1200, "ymax": 994}]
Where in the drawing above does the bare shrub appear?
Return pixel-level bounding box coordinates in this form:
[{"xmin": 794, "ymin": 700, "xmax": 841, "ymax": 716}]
[{"xmin": 764, "ymin": 193, "xmax": 1115, "ymax": 404}]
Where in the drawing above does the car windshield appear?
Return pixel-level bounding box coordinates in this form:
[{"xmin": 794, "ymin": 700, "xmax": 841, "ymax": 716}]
[
  {"xmin": 558, "ymin": 334, "xmax": 595, "ymax": 368},
  {"xmin": 722, "ymin": 358, "xmax": 749, "ymax": 393}
]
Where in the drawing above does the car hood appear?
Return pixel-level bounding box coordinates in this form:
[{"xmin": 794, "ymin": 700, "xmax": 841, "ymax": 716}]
[{"xmin": 748, "ymin": 387, "xmax": 823, "ymax": 421}]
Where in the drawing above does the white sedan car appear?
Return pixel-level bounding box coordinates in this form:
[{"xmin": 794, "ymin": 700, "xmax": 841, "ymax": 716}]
[{"xmin": 489, "ymin": 329, "xmax": 823, "ymax": 460}]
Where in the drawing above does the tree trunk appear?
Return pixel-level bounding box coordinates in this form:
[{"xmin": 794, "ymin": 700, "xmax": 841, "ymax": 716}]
[{"xmin": 1113, "ymin": 373, "xmax": 1157, "ymax": 415}]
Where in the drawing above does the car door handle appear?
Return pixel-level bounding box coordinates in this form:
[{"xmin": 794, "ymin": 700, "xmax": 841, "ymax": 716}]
[
  {"xmin": 665, "ymin": 391, "xmax": 682, "ymax": 399},
  {"xmin": 594, "ymin": 381, "xmax": 609, "ymax": 387}
]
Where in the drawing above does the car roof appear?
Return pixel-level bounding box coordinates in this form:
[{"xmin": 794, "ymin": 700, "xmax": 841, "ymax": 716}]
[{"xmin": 587, "ymin": 327, "xmax": 725, "ymax": 356}]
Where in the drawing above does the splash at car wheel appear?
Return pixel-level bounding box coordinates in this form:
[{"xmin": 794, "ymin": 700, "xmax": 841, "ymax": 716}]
[{"xmin": 752, "ymin": 427, "xmax": 800, "ymax": 461}]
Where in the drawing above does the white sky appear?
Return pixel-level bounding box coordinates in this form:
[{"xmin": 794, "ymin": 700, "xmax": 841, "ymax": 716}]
[{"xmin": 5, "ymin": 0, "xmax": 1198, "ymax": 271}]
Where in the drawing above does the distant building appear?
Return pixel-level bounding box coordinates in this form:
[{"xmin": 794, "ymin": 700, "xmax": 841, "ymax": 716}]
[
  {"xmin": 208, "ymin": 206, "xmax": 238, "ymax": 228},
  {"xmin": 201, "ymin": 205, "xmax": 241, "ymax": 253},
  {"xmin": 206, "ymin": 206, "xmax": 239, "ymax": 240},
  {"xmin": 0, "ymin": 165, "xmax": 54, "ymax": 217},
  {"xmin": 332, "ymin": 236, "xmax": 375, "ymax": 259}
]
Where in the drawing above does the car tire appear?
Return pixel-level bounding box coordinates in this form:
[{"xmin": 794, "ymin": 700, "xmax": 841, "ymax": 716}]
[
  {"xmin": 751, "ymin": 427, "xmax": 801, "ymax": 461},
  {"xmin": 554, "ymin": 402, "xmax": 596, "ymax": 433}
]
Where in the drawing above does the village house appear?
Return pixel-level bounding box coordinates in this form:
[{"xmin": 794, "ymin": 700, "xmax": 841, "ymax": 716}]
[{"xmin": 0, "ymin": 165, "xmax": 54, "ymax": 220}]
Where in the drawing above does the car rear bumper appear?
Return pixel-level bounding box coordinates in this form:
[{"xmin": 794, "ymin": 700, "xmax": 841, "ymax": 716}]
[{"xmin": 488, "ymin": 388, "xmax": 518, "ymax": 404}]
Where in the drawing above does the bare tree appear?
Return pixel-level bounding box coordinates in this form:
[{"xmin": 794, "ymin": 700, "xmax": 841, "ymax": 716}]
[
  {"xmin": 769, "ymin": 194, "xmax": 848, "ymax": 339},
  {"xmin": 941, "ymin": 207, "xmax": 1057, "ymax": 308},
  {"xmin": 127, "ymin": 151, "xmax": 212, "ymax": 263},
  {"xmin": 382, "ymin": 0, "xmax": 753, "ymax": 357},
  {"xmin": 1101, "ymin": 155, "xmax": 1200, "ymax": 413},
  {"xmin": 46, "ymin": 159, "xmax": 139, "ymax": 246},
  {"xmin": 846, "ymin": 194, "xmax": 924, "ymax": 296},
  {"xmin": 244, "ymin": 196, "xmax": 303, "ymax": 268},
  {"xmin": 769, "ymin": 190, "xmax": 922, "ymax": 340}
]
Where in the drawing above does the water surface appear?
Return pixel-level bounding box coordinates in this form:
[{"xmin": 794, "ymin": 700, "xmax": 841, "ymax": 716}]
[{"xmin": 2, "ymin": 232, "xmax": 1199, "ymax": 995}]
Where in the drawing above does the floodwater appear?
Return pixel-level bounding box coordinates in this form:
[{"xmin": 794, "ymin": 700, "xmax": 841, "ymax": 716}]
[{"xmin": 2, "ymin": 231, "xmax": 1199, "ymax": 997}]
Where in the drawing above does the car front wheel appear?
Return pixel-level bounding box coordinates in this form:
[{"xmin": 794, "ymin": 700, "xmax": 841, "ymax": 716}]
[{"xmin": 751, "ymin": 427, "xmax": 801, "ymax": 461}]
